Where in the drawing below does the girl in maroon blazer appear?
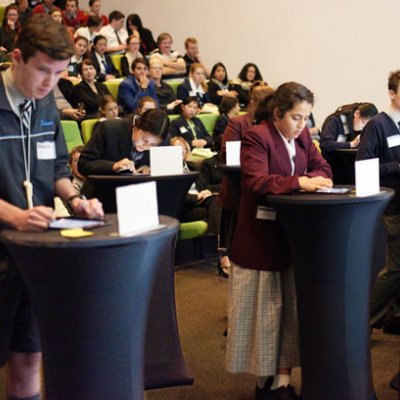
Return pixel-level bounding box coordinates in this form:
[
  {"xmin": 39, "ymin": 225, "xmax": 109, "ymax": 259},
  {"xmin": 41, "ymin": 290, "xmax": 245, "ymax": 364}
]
[{"xmin": 226, "ymin": 82, "xmax": 332, "ymax": 400}]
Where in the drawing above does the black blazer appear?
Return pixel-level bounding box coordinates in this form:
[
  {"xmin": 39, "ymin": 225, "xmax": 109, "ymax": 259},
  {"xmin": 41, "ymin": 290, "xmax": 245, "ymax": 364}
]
[
  {"xmin": 75, "ymin": 80, "xmax": 111, "ymax": 118},
  {"xmin": 170, "ymin": 115, "xmax": 212, "ymax": 149},
  {"xmin": 57, "ymin": 78, "xmax": 80, "ymax": 108},
  {"xmin": 176, "ymin": 79, "xmax": 210, "ymax": 108},
  {"xmin": 89, "ymin": 51, "xmax": 120, "ymax": 82}
]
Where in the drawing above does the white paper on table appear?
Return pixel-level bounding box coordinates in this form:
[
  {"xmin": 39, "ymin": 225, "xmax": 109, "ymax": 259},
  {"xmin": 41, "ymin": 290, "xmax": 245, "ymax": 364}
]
[
  {"xmin": 116, "ymin": 181, "xmax": 160, "ymax": 236},
  {"xmin": 226, "ymin": 141, "xmax": 241, "ymax": 166},
  {"xmin": 150, "ymin": 146, "xmax": 183, "ymax": 176},
  {"xmin": 355, "ymin": 158, "xmax": 380, "ymax": 197}
]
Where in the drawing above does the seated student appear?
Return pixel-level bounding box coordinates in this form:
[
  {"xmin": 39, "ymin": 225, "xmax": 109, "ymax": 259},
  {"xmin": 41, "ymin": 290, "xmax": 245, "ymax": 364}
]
[
  {"xmin": 213, "ymin": 96, "xmax": 241, "ymax": 138},
  {"xmin": 231, "ymin": 62, "xmax": 264, "ymax": 107},
  {"xmin": 62, "ymin": 0, "xmax": 87, "ymax": 31},
  {"xmin": 55, "ymin": 72, "xmax": 87, "ymax": 121},
  {"xmin": 126, "ymin": 13, "xmax": 156, "ymax": 56},
  {"xmin": 89, "ymin": 34, "xmax": 120, "ymax": 82},
  {"xmin": 182, "ymin": 37, "xmax": 209, "ymax": 77},
  {"xmin": 150, "ymin": 32, "xmax": 186, "ymax": 80},
  {"xmin": 67, "ymin": 35, "xmax": 89, "ymax": 83},
  {"xmin": 207, "ymin": 62, "xmax": 238, "ymax": 106},
  {"xmin": 319, "ymin": 102, "xmax": 378, "ymax": 156},
  {"xmin": 78, "ymin": 109, "xmax": 170, "ymax": 177},
  {"xmin": 87, "ymin": 0, "xmax": 108, "ymax": 27},
  {"xmin": 177, "ymin": 63, "xmax": 210, "ymax": 108},
  {"xmin": 170, "ymin": 96, "xmax": 213, "ymax": 149},
  {"xmin": 99, "ymin": 10, "xmax": 128, "ymax": 55},
  {"xmin": 16, "ymin": 0, "xmax": 33, "ymax": 27},
  {"xmin": 117, "ymin": 57, "xmax": 158, "ymax": 115},
  {"xmin": 134, "ymin": 96, "xmax": 157, "ymax": 117},
  {"xmin": 0, "ymin": 4, "xmax": 20, "ymax": 54},
  {"xmin": 149, "ymin": 58, "xmax": 182, "ymax": 113},
  {"xmin": 120, "ymin": 34, "xmax": 143, "ymax": 77},
  {"xmin": 33, "ymin": 0, "xmax": 60, "ymax": 15},
  {"xmin": 98, "ymin": 94, "xmax": 120, "ymax": 121},
  {"xmin": 75, "ymin": 59, "xmax": 112, "ymax": 118},
  {"xmin": 69, "ymin": 145, "xmax": 86, "ymax": 193},
  {"xmin": 74, "ymin": 15, "xmax": 103, "ymax": 47}
]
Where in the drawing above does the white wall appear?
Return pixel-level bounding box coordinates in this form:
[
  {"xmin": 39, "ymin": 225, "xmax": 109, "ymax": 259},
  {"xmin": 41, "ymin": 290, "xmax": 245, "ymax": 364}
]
[{"xmin": 98, "ymin": 0, "xmax": 400, "ymax": 125}]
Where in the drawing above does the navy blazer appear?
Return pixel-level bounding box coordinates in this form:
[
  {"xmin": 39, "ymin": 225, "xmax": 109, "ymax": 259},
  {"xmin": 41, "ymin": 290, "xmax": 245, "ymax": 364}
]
[
  {"xmin": 170, "ymin": 115, "xmax": 212, "ymax": 148},
  {"xmin": 231, "ymin": 119, "xmax": 332, "ymax": 271},
  {"xmin": 89, "ymin": 51, "xmax": 120, "ymax": 82},
  {"xmin": 176, "ymin": 79, "xmax": 210, "ymax": 108}
]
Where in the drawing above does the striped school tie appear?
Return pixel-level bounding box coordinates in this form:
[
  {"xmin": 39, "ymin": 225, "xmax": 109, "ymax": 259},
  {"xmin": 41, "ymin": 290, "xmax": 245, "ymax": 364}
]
[{"xmin": 20, "ymin": 99, "xmax": 33, "ymax": 133}]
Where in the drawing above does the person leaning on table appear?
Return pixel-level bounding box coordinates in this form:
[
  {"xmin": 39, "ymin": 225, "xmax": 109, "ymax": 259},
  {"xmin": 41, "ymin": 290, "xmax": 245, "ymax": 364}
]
[
  {"xmin": 0, "ymin": 14, "xmax": 103, "ymax": 400},
  {"xmin": 226, "ymin": 82, "xmax": 332, "ymax": 400}
]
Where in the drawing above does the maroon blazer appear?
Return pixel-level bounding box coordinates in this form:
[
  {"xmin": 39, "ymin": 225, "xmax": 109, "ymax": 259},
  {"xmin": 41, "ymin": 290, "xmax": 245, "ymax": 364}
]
[
  {"xmin": 218, "ymin": 113, "xmax": 254, "ymax": 212},
  {"xmin": 231, "ymin": 119, "xmax": 332, "ymax": 271}
]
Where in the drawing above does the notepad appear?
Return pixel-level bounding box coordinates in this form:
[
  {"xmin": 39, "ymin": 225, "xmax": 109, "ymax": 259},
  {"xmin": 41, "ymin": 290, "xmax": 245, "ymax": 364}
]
[{"xmin": 150, "ymin": 146, "xmax": 183, "ymax": 176}]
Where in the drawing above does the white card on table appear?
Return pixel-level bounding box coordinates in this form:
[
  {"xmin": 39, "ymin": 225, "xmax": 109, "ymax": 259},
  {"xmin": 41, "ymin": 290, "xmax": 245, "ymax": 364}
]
[
  {"xmin": 116, "ymin": 181, "xmax": 159, "ymax": 236},
  {"xmin": 150, "ymin": 146, "xmax": 183, "ymax": 176},
  {"xmin": 226, "ymin": 141, "xmax": 241, "ymax": 166},
  {"xmin": 355, "ymin": 158, "xmax": 380, "ymax": 197}
]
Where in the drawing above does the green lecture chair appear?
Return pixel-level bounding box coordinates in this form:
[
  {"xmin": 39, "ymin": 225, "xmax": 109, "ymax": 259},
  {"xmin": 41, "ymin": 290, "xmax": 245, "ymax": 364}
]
[
  {"xmin": 61, "ymin": 120, "xmax": 83, "ymax": 153},
  {"xmin": 111, "ymin": 54, "xmax": 123, "ymax": 76},
  {"xmin": 104, "ymin": 79, "xmax": 121, "ymax": 99},
  {"xmin": 198, "ymin": 113, "xmax": 219, "ymax": 135},
  {"xmin": 167, "ymin": 80, "xmax": 181, "ymax": 96},
  {"xmin": 0, "ymin": 7, "xmax": 5, "ymax": 25},
  {"xmin": 179, "ymin": 221, "xmax": 208, "ymax": 240},
  {"xmin": 81, "ymin": 118, "xmax": 99, "ymax": 144},
  {"xmin": 168, "ymin": 114, "xmax": 180, "ymax": 122}
]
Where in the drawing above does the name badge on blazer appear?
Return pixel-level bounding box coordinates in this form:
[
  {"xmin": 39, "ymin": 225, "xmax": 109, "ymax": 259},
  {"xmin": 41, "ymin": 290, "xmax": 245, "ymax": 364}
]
[
  {"xmin": 37, "ymin": 141, "xmax": 56, "ymax": 160},
  {"xmin": 180, "ymin": 126, "xmax": 188, "ymax": 133},
  {"xmin": 387, "ymin": 134, "xmax": 400, "ymax": 148},
  {"xmin": 256, "ymin": 206, "xmax": 276, "ymax": 221}
]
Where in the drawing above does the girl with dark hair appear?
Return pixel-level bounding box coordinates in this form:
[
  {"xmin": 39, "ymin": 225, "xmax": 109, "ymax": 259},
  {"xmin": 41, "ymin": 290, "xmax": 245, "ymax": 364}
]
[
  {"xmin": 320, "ymin": 102, "xmax": 378, "ymax": 155},
  {"xmin": 75, "ymin": 59, "xmax": 111, "ymax": 118},
  {"xmin": 78, "ymin": 108, "xmax": 170, "ymax": 176},
  {"xmin": 232, "ymin": 62, "xmax": 264, "ymax": 107},
  {"xmin": 170, "ymin": 97, "xmax": 213, "ymax": 149},
  {"xmin": 207, "ymin": 62, "xmax": 238, "ymax": 105},
  {"xmin": 213, "ymin": 97, "xmax": 240, "ymax": 138},
  {"xmin": 126, "ymin": 13, "xmax": 156, "ymax": 55},
  {"xmin": 0, "ymin": 4, "xmax": 21, "ymax": 53},
  {"xmin": 226, "ymin": 82, "xmax": 332, "ymax": 400}
]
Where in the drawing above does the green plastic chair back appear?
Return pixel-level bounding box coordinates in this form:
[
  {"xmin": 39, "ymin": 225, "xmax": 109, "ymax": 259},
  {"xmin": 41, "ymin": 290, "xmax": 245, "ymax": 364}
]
[
  {"xmin": 179, "ymin": 221, "xmax": 208, "ymax": 240},
  {"xmin": 168, "ymin": 114, "xmax": 180, "ymax": 122},
  {"xmin": 167, "ymin": 80, "xmax": 181, "ymax": 96},
  {"xmin": 61, "ymin": 120, "xmax": 83, "ymax": 153},
  {"xmin": 81, "ymin": 118, "xmax": 99, "ymax": 144},
  {"xmin": 104, "ymin": 79, "xmax": 121, "ymax": 99},
  {"xmin": 111, "ymin": 54, "xmax": 123, "ymax": 76},
  {"xmin": 198, "ymin": 113, "xmax": 219, "ymax": 135},
  {"xmin": 0, "ymin": 7, "xmax": 5, "ymax": 25}
]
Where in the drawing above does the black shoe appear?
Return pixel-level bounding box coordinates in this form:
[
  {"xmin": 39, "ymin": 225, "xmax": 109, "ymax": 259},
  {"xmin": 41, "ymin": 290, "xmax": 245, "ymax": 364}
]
[
  {"xmin": 390, "ymin": 372, "xmax": 400, "ymax": 392},
  {"xmin": 261, "ymin": 385, "xmax": 299, "ymax": 400},
  {"xmin": 255, "ymin": 377, "xmax": 273, "ymax": 400}
]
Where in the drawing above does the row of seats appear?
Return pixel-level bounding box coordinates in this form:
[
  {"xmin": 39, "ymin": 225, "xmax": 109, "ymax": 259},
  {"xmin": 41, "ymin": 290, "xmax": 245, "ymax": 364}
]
[{"xmin": 61, "ymin": 113, "xmax": 220, "ymax": 151}]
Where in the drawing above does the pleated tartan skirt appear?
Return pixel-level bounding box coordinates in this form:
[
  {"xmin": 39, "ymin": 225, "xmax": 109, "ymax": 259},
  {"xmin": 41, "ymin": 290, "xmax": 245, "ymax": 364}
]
[{"xmin": 226, "ymin": 262, "xmax": 300, "ymax": 377}]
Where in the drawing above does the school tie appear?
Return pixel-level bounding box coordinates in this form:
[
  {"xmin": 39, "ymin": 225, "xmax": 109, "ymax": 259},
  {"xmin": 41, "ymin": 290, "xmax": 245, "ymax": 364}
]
[
  {"xmin": 19, "ymin": 99, "xmax": 33, "ymax": 133},
  {"xmin": 101, "ymin": 58, "xmax": 110, "ymax": 74},
  {"xmin": 115, "ymin": 30, "xmax": 122, "ymax": 45}
]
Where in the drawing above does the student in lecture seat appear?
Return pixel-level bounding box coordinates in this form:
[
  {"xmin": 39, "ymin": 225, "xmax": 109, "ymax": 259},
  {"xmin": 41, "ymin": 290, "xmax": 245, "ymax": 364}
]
[
  {"xmin": 66, "ymin": 35, "xmax": 89, "ymax": 83},
  {"xmin": 213, "ymin": 96, "xmax": 240, "ymax": 138},
  {"xmin": 98, "ymin": 94, "xmax": 119, "ymax": 121},
  {"xmin": 87, "ymin": 0, "xmax": 108, "ymax": 27},
  {"xmin": 75, "ymin": 59, "xmax": 112, "ymax": 118},
  {"xmin": 74, "ymin": 15, "xmax": 103, "ymax": 48},
  {"xmin": 125, "ymin": 14, "xmax": 156, "ymax": 56},
  {"xmin": 232, "ymin": 62, "xmax": 263, "ymax": 107},
  {"xmin": 149, "ymin": 58, "xmax": 182, "ymax": 113},
  {"xmin": 319, "ymin": 102, "xmax": 378, "ymax": 157},
  {"xmin": 0, "ymin": 4, "xmax": 20, "ymax": 54},
  {"xmin": 170, "ymin": 96, "xmax": 213, "ymax": 150},
  {"xmin": 207, "ymin": 62, "xmax": 238, "ymax": 106},
  {"xmin": 78, "ymin": 108, "xmax": 170, "ymax": 179},
  {"xmin": 117, "ymin": 57, "xmax": 158, "ymax": 115},
  {"xmin": 62, "ymin": 0, "xmax": 87, "ymax": 31},
  {"xmin": 177, "ymin": 63, "xmax": 210, "ymax": 108},
  {"xmin": 150, "ymin": 32, "xmax": 186, "ymax": 80},
  {"xmin": 120, "ymin": 34, "xmax": 143, "ymax": 77},
  {"xmin": 89, "ymin": 34, "xmax": 120, "ymax": 82},
  {"xmin": 182, "ymin": 37, "xmax": 209, "ymax": 77},
  {"xmin": 226, "ymin": 82, "xmax": 332, "ymax": 400}
]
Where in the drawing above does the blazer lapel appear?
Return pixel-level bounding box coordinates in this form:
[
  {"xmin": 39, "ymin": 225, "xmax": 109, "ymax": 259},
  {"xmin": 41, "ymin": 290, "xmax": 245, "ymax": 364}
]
[{"xmin": 268, "ymin": 121, "xmax": 293, "ymax": 176}]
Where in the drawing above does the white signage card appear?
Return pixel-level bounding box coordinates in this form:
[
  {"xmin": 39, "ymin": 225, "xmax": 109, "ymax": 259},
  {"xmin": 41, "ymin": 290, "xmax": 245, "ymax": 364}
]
[
  {"xmin": 355, "ymin": 158, "xmax": 380, "ymax": 197},
  {"xmin": 150, "ymin": 146, "xmax": 183, "ymax": 176},
  {"xmin": 116, "ymin": 181, "xmax": 159, "ymax": 236},
  {"xmin": 226, "ymin": 141, "xmax": 241, "ymax": 166}
]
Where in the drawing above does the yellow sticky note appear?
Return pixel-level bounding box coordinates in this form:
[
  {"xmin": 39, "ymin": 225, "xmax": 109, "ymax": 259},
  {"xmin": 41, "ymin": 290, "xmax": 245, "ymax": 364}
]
[{"xmin": 60, "ymin": 228, "xmax": 94, "ymax": 238}]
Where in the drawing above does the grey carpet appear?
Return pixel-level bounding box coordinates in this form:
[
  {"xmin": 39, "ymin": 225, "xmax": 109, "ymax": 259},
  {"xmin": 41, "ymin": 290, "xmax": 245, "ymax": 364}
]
[{"xmin": 1, "ymin": 261, "xmax": 399, "ymax": 400}]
